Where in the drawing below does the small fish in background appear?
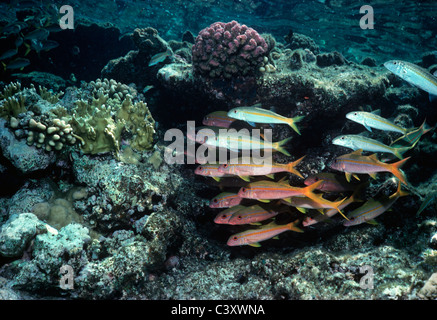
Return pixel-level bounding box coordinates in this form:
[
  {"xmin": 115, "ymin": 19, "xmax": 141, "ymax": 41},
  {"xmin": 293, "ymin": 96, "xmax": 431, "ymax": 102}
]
[
  {"xmin": 346, "ymin": 110, "xmax": 409, "ymax": 134},
  {"xmin": 228, "ymin": 106, "xmax": 304, "ymax": 135},
  {"xmin": 329, "ymin": 149, "xmax": 410, "ymax": 185},
  {"xmin": 0, "ymin": 22, "xmax": 23, "ymax": 37},
  {"xmin": 227, "ymin": 220, "xmax": 303, "ymax": 247},
  {"xmin": 281, "ymin": 195, "xmax": 347, "ymax": 213},
  {"xmin": 23, "ymin": 28, "xmax": 50, "ymax": 41},
  {"xmin": 343, "ymin": 180, "xmax": 409, "ymax": 227},
  {"xmin": 0, "ymin": 48, "xmax": 18, "ymax": 60},
  {"xmin": 332, "ymin": 134, "xmax": 410, "ymax": 159},
  {"xmin": 2, "ymin": 57, "xmax": 30, "ymax": 70},
  {"xmin": 209, "ymin": 192, "xmax": 243, "ymax": 208},
  {"xmin": 214, "ymin": 205, "xmax": 246, "ymax": 224},
  {"xmin": 384, "ymin": 60, "xmax": 437, "ymax": 101},
  {"xmin": 40, "ymin": 39, "xmax": 59, "ymax": 51},
  {"xmin": 416, "ymin": 191, "xmax": 437, "ymax": 216},
  {"xmin": 148, "ymin": 48, "xmax": 172, "ymax": 66},
  {"xmin": 143, "ymin": 85, "xmax": 154, "ymax": 93},
  {"xmin": 203, "ymin": 111, "xmax": 236, "ymax": 128},
  {"xmin": 390, "ymin": 119, "xmax": 435, "ymax": 148}
]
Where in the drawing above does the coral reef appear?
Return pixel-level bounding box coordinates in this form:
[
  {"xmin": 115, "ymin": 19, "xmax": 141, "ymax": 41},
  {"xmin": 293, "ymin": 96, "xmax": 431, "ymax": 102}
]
[{"xmin": 191, "ymin": 20, "xmax": 270, "ymax": 79}]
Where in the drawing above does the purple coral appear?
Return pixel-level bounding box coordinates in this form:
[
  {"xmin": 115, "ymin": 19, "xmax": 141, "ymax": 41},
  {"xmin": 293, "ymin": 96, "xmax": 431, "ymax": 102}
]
[{"xmin": 192, "ymin": 21, "xmax": 269, "ymax": 79}]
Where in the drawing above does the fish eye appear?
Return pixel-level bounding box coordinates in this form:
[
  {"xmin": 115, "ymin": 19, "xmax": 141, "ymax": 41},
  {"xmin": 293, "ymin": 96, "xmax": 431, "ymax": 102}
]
[
  {"xmin": 354, "ymin": 112, "xmax": 357, "ymax": 115},
  {"xmin": 341, "ymin": 137, "xmax": 345, "ymax": 140},
  {"xmin": 232, "ymin": 236, "xmax": 238, "ymax": 241},
  {"xmin": 213, "ymin": 199, "xmax": 218, "ymax": 203},
  {"xmin": 223, "ymin": 164, "xmax": 228, "ymax": 168},
  {"xmin": 198, "ymin": 166, "xmax": 202, "ymax": 170},
  {"xmin": 314, "ymin": 177, "xmax": 319, "ymax": 181},
  {"xmin": 237, "ymin": 215, "xmax": 242, "ymax": 220},
  {"xmin": 234, "ymin": 110, "xmax": 237, "ymax": 113},
  {"xmin": 241, "ymin": 187, "xmax": 246, "ymax": 192},
  {"xmin": 221, "ymin": 214, "xmax": 227, "ymax": 219},
  {"xmin": 393, "ymin": 61, "xmax": 397, "ymax": 64}
]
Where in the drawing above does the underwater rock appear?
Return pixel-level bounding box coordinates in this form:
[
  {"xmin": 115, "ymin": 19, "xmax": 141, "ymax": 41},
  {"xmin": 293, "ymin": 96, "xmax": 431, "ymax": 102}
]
[
  {"xmin": 101, "ymin": 27, "xmax": 170, "ymax": 88},
  {"xmin": 316, "ymin": 51, "xmax": 347, "ymax": 67},
  {"xmin": 9, "ymin": 223, "xmax": 91, "ymax": 292},
  {"xmin": 0, "ymin": 119, "xmax": 56, "ymax": 173},
  {"xmin": 0, "ymin": 212, "xmax": 45, "ymax": 257},
  {"xmin": 418, "ymin": 272, "xmax": 437, "ymax": 300},
  {"xmin": 284, "ymin": 32, "xmax": 320, "ymax": 54}
]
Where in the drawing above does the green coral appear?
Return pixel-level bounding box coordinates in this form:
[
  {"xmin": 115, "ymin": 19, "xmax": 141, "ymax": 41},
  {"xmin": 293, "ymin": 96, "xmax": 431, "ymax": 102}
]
[{"xmin": 70, "ymin": 97, "xmax": 125, "ymax": 155}]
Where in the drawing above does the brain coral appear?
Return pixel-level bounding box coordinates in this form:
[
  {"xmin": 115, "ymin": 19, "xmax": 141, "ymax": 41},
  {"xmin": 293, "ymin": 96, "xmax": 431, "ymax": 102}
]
[{"xmin": 192, "ymin": 20, "xmax": 269, "ymax": 79}]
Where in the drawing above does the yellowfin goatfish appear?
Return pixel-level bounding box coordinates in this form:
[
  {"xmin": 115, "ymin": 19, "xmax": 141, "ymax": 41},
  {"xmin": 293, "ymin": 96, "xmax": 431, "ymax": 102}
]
[
  {"xmin": 344, "ymin": 181, "xmax": 409, "ymax": 226},
  {"xmin": 148, "ymin": 48, "xmax": 172, "ymax": 66},
  {"xmin": 330, "ymin": 149, "xmax": 409, "ymax": 185},
  {"xmin": 384, "ymin": 60, "xmax": 437, "ymax": 101},
  {"xmin": 0, "ymin": 48, "xmax": 18, "ymax": 60},
  {"xmin": 228, "ymin": 204, "xmax": 280, "ymax": 225},
  {"xmin": 23, "ymin": 28, "xmax": 49, "ymax": 40},
  {"xmin": 227, "ymin": 220, "xmax": 303, "ymax": 247},
  {"xmin": 391, "ymin": 119, "xmax": 435, "ymax": 148},
  {"xmin": 217, "ymin": 155, "xmax": 305, "ymax": 181},
  {"xmin": 204, "ymin": 130, "xmax": 292, "ymax": 156},
  {"xmin": 332, "ymin": 134, "xmax": 410, "ymax": 159},
  {"xmin": 2, "ymin": 57, "xmax": 30, "ymax": 70},
  {"xmin": 228, "ymin": 106, "xmax": 304, "ymax": 135},
  {"xmin": 209, "ymin": 192, "xmax": 243, "ymax": 208},
  {"xmin": 346, "ymin": 111, "xmax": 408, "ymax": 134}
]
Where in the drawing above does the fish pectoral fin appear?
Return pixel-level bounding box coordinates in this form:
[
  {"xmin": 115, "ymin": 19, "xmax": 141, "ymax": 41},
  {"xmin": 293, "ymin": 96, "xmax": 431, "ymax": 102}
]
[
  {"xmin": 258, "ymin": 199, "xmax": 271, "ymax": 203},
  {"xmin": 247, "ymin": 121, "xmax": 256, "ymax": 127},
  {"xmin": 366, "ymin": 219, "xmax": 378, "ymax": 225},
  {"xmin": 364, "ymin": 124, "xmax": 372, "ymax": 132},
  {"xmin": 272, "ymin": 236, "xmax": 279, "ymax": 240},
  {"xmin": 250, "ymin": 222, "xmax": 262, "ymax": 226},
  {"xmin": 212, "ymin": 177, "xmax": 221, "ymax": 182},
  {"xmin": 345, "ymin": 172, "xmax": 352, "ymax": 182},
  {"xmin": 316, "ymin": 208, "xmax": 324, "ymax": 214},
  {"xmin": 265, "ymin": 174, "xmax": 275, "ymax": 179},
  {"xmin": 239, "ymin": 175, "xmax": 251, "ymax": 182},
  {"xmin": 249, "ymin": 242, "xmax": 261, "ymax": 247},
  {"xmin": 429, "ymin": 94, "xmax": 437, "ymax": 102},
  {"xmin": 369, "ymin": 173, "xmax": 377, "ymax": 180},
  {"xmin": 296, "ymin": 207, "xmax": 307, "ymax": 213},
  {"xmin": 352, "ymin": 174, "xmax": 361, "ymax": 181}
]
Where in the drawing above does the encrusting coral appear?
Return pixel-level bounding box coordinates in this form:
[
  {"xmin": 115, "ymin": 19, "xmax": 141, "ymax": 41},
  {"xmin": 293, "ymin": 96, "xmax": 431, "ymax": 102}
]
[{"xmin": 0, "ymin": 78, "xmax": 155, "ymax": 156}]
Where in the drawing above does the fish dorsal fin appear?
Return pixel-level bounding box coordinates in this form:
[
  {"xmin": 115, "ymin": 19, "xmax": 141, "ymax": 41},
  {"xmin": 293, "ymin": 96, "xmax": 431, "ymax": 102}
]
[
  {"xmin": 278, "ymin": 176, "xmax": 289, "ymax": 184},
  {"xmin": 368, "ymin": 153, "xmax": 379, "ymax": 161},
  {"xmin": 351, "ymin": 149, "xmax": 363, "ymax": 155},
  {"xmin": 371, "ymin": 109, "xmax": 381, "ymax": 115}
]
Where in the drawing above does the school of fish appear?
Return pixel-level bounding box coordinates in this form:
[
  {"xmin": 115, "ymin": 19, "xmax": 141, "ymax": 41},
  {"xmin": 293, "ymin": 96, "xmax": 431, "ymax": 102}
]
[{"xmin": 187, "ymin": 78, "xmax": 435, "ymax": 247}]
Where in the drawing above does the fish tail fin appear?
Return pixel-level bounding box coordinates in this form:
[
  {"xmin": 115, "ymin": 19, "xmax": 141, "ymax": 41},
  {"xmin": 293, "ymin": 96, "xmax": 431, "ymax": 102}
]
[
  {"xmin": 390, "ymin": 180, "xmax": 409, "ymax": 199},
  {"xmin": 286, "ymin": 155, "xmax": 305, "ymax": 178},
  {"xmin": 287, "ymin": 219, "xmax": 304, "ymax": 233},
  {"xmin": 286, "ymin": 115, "xmax": 304, "ymax": 135},
  {"xmin": 1, "ymin": 62, "xmax": 5, "ymax": 71},
  {"xmin": 303, "ymin": 180, "xmax": 324, "ymax": 197},
  {"xmin": 389, "ymin": 157, "xmax": 410, "ymax": 185},
  {"xmin": 274, "ymin": 137, "xmax": 292, "ymax": 156},
  {"xmin": 393, "ymin": 145, "xmax": 411, "ymax": 159}
]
